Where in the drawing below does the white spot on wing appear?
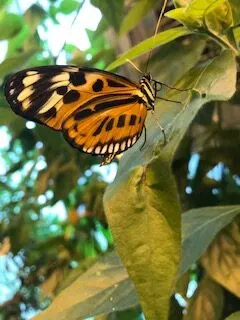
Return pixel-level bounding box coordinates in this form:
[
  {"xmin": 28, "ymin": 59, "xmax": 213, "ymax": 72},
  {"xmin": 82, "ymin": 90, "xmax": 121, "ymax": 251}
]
[
  {"xmin": 114, "ymin": 143, "xmax": 119, "ymax": 153},
  {"xmin": 22, "ymin": 98, "xmax": 30, "ymax": 110},
  {"xmin": 101, "ymin": 145, "xmax": 108, "ymax": 154},
  {"xmin": 83, "ymin": 146, "xmax": 87, "ymax": 152},
  {"xmin": 64, "ymin": 67, "xmax": 79, "ymax": 72},
  {"xmin": 17, "ymin": 86, "xmax": 34, "ymax": 102},
  {"xmin": 132, "ymin": 136, "xmax": 137, "ymax": 144},
  {"xmin": 95, "ymin": 146, "xmax": 101, "ymax": 154},
  {"xmin": 108, "ymin": 143, "xmax": 114, "ymax": 153},
  {"xmin": 87, "ymin": 147, "xmax": 93, "ymax": 153},
  {"xmin": 9, "ymin": 89, "xmax": 15, "ymax": 95},
  {"xmin": 23, "ymin": 74, "xmax": 41, "ymax": 86},
  {"xmin": 127, "ymin": 139, "xmax": 131, "ymax": 147},
  {"xmin": 26, "ymin": 71, "xmax": 38, "ymax": 75},
  {"xmin": 50, "ymin": 81, "xmax": 69, "ymax": 90},
  {"xmin": 52, "ymin": 73, "xmax": 70, "ymax": 82},
  {"xmin": 38, "ymin": 92, "xmax": 63, "ymax": 114},
  {"xmin": 121, "ymin": 141, "xmax": 126, "ymax": 151}
]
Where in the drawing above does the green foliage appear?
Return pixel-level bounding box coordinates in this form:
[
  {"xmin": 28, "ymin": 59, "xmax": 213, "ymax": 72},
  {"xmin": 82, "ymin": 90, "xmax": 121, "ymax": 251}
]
[
  {"xmin": 91, "ymin": 0, "xmax": 124, "ymax": 32},
  {"xmin": 0, "ymin": 12, "xmax": 23, "ymax": 40},
  {"xmin": 107, "ymin": 26, "xmax": 192, "ymax": 70},
  {"xmin": 0, "ymin": 0, "xmax": 240, "ymax": 320},
  {"xmin": 119, "ymin": 0, "xmax": 157, "ymax": 35}
]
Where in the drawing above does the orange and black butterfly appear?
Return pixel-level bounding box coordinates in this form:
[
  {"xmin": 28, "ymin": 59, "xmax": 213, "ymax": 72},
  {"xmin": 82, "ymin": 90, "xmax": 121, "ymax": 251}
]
[{"xmin": 4, "ymin": 66, "xmax": 167, "ymax": 165}]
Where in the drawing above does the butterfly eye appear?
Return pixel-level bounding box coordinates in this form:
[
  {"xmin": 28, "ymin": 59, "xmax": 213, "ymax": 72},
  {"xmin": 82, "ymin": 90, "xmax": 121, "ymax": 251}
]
[{"xmin": 144, "ymin": 73, "xmax": 152, "ymax": 81}]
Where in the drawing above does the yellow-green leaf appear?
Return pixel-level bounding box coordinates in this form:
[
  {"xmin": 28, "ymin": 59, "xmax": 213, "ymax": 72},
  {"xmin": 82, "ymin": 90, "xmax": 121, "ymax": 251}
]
[{"xmin": 107, "ymin": 26, "xmax": 192, "ymax": 70}]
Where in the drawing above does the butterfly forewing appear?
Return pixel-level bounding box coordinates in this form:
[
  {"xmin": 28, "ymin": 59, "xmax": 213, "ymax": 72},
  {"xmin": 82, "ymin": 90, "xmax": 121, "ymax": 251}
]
[{"xmin": 4, "ymin": 66, "xmax": 148, "ymax": 164}]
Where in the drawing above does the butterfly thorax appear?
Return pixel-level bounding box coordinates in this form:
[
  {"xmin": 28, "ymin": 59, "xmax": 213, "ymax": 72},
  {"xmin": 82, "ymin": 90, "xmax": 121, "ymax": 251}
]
[{"xmin": 139, "ymin": 74, "xmax": 155, "ymax": 110}]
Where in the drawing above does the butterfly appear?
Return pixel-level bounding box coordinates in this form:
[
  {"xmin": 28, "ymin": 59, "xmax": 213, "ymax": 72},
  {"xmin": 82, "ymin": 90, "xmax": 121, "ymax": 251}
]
[{"xmin": 4, "ymin": 65, "xmax": 168, "ymax": 165}]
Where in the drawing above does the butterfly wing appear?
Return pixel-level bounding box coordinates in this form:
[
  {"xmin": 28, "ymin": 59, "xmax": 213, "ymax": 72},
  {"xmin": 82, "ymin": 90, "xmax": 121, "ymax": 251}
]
[
  {"xmin": 4, "ymin": 66, "xmax": 147, "ymax": 164},
  {"xmin": 63, "ymin": 99, "xmax": 147, "ymax": 165}
]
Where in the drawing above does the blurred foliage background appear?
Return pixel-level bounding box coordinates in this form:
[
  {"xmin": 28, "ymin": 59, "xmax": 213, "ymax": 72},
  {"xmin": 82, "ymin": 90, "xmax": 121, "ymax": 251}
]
[{"xmin": 0, "ymin": 0, "xmax": 239, "ymax": 320}]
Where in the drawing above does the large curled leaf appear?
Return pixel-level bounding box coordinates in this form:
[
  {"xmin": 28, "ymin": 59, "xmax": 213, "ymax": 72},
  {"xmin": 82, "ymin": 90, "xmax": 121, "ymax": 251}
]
[
  {"xmin": 179, "ymin": 206, "xmax": 240, "ymax": 276},
  {"xmin": 104, "ymin": 50, "xmax": 236, "ymax": 320},
  {"xmin": 33, "ymin": 253, "xmax": 139, "ymax": 320},
  {"xmin": 107, "ymin": 26, "xmax": 192, "ymax": 70}
]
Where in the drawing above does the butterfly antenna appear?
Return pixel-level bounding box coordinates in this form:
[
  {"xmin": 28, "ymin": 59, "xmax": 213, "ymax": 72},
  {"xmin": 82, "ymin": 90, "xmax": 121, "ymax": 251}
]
[
  {"xmin": 126, "ymin": 59, "xmax": 143, "ymax": 74},
  {"xmin": 144, "ymin": 0, "xmax": 169, "ymax": 73}
]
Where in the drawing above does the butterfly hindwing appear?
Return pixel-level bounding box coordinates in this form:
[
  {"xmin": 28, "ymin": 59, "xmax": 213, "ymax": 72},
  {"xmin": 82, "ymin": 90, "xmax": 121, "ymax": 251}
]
[
  {"xmin": 4, "ymin": 66, "xmax": 148, "ymax": 164},
  {"xmin": 63, "ymin": 99, "xmax": 147, "ymax": 162}
]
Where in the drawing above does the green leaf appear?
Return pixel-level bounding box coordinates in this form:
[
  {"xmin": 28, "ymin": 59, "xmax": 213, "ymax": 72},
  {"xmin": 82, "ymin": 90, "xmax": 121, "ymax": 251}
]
[
  {"xmin": 107, "ymin": 26, "xmax": 192, "ymax": 70},
  {"xmin": 179, "ymin": 205, "xmax": 240, "ymax": 277},
  {"xmin": 149, "ymin": 36, "xmax": 206, "ymax": 84},
  {"xmin": 6, "ymin": 23, "xmax": 31, "ymax": 58},
  {"xmin": 119, "ymin": 0, "xmax": 156, "ymax": 35},
  {"xmin": 0, "ymin": 48, "xmax": 39, "ymax": 79},
  {"xmin": 205, "ymin": 0, "xmax": 234, "ymax": 35},
  {"xmin": 59, "ymin": 0, "xmax": 79, "ymax": 14},
  {"xmin": 92, "ymin": 17, "xmax": 108, "ymax": 40},
  {"xmin": 166, "ymin": 0, "xmax": 221, "ymax": 30},
  {"xmin": 0, "ymin": 0, "xmax": 11, "ymax": 11},
  {"xmin": 34, "ymin": 208, "xmax": 240, "ymax": 319},
  {"xmin": 24, "ymin": 4, "xmax": 46, "ymax": 34},
  {"xmin": 91, "ymin": 0, "xmax": 124, "ymax": 32},
  {"xmin": 173, "ymin": 0, "xmax": 191, "ymax": 7},
  {"xmin": 32, "ymin": 252, "xmax": 139, "ymax": 320},
  {"xmin": 225, "ymin": 312, "xmax": 240, "ymax": 320},
  {"xmin": 229, "ymin": 0, "xmax": 240, "ymax": 26},
  {"xmin": 0, "ymin": 12, "xmax": 23, "ymax": 40},
  {"xmin": 104, "ymin": 50, "xmax": 236, "ymax": 320},
  {"xmin": 167, "ymin": 0, "xmax": 240, "ymax": 34},
  {"xmin": 234, "ymin": 25, "xmax": 240, "ymax": 43}
]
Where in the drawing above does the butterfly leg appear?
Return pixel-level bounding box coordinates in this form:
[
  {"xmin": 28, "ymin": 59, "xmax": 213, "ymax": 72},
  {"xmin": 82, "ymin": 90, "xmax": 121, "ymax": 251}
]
[
  {"xmin": 156, "ymin": 96, "xmax": 182, "ymax": 104},
  {"xmin": 140, "ymin": 125, "xmax": 147, "ymax": 150},
  {"xmin": 150, "ymin": 111, "xmax": 166, "ymax": 145},
  {"xmin": 100, "ymin": 153, "xmax": 117, "ymax": 166}
]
